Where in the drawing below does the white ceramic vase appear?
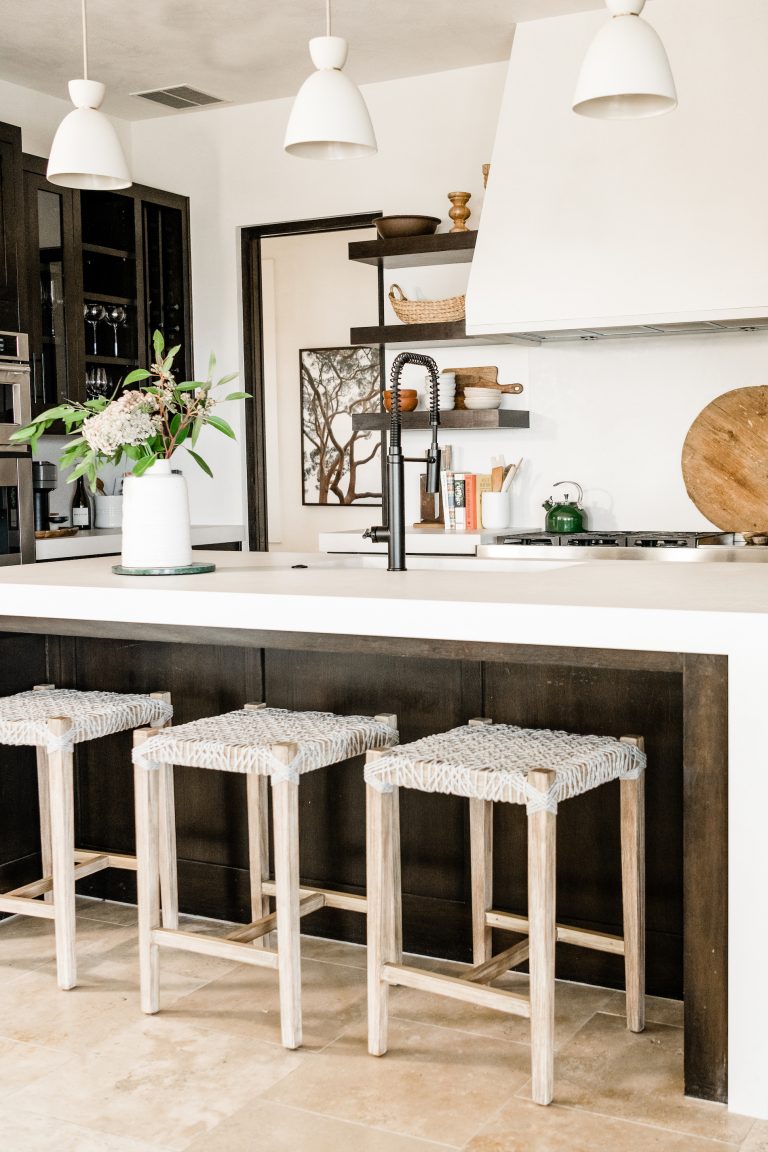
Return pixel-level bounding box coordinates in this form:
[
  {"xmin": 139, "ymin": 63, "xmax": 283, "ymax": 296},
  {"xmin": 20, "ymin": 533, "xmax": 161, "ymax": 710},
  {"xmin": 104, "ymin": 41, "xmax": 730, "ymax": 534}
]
[{"xmin": 120, "ymin": 459, "xmax": 192, "ymax": 569}]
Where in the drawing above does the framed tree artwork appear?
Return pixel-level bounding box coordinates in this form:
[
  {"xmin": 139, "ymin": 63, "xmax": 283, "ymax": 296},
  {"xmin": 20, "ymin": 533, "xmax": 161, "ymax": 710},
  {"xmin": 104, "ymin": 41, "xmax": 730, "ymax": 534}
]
[{"xmin": 300, "ymin": 345, "xmax": 382, "ymax": 505}]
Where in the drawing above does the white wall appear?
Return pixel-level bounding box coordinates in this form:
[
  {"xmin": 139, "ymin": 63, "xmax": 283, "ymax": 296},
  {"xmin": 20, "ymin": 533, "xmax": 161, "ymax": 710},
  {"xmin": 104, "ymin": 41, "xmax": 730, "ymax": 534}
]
[
  {"xmin": 262, "ymin": 229, "xmax": 380, "ymax": 549},
  {"xmin": 10, "ymin": 13, "xmax": 766, "ymax": 541},
  {"xmin": 128, "ymin": 63, "xmax": 506, "ymax": 535}
]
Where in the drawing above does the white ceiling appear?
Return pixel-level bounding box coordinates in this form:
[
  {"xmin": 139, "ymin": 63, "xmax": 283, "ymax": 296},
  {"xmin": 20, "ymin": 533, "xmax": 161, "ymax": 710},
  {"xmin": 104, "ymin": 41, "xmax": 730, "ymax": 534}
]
[{"xmin": 0, "ymin": 0, "xmax": 604, "ymax": 121}]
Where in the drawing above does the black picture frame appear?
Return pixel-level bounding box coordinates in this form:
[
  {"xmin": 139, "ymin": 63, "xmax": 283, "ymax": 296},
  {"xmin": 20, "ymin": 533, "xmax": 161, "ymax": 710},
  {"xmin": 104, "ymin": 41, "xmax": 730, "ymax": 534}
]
[{"xmin": 299, "ymin": 345, "xmax": 382, "ymax": 506}]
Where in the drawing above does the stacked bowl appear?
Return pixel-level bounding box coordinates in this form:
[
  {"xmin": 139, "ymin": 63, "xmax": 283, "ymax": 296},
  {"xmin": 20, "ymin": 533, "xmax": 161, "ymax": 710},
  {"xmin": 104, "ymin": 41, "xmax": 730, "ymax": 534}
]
[
  {"xmin": 435, "ymin": 371, "xmax": 456, "ymax": 411},
  {"xmin": 463, "ymin": 385, "xmax": 501, "ymax": 410}
]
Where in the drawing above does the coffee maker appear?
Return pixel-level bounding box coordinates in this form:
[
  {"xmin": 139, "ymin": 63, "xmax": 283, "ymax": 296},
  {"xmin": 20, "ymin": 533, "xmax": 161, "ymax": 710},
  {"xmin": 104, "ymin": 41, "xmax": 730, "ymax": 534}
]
[{"xmin": 32, "ymin": 461, "xmax": 57, "ymax": 532}]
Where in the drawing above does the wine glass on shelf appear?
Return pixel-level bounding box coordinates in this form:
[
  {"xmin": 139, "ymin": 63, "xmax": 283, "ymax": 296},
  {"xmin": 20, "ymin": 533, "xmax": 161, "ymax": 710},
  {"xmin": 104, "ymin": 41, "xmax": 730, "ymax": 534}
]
[
  {"xmin": 105, "ymin": 305, "xmax": 126, "ymax": 357},
  {"xmin": 83, "ymin": 303, "xmax": 105, "ymax": 355}
]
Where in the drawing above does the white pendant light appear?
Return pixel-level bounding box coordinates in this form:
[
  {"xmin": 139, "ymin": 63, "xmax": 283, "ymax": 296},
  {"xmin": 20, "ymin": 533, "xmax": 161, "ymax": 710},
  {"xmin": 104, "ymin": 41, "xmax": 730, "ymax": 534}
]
[
  {"xmin": 47, "ymin": 0, "xmax": 131, "ymax": 190},
  {"xmin": 572, "ymin": 0, "xmax": 677, "ymax": 120},
  {"xmin": 284, "ymin": 0, "xmax": 377, "ymax": 160}
]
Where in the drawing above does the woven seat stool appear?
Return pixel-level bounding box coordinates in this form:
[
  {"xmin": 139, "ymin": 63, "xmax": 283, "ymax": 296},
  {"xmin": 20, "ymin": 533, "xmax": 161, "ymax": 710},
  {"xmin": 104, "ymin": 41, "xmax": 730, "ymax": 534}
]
[
  {"xmin": 365, "ymin": 719, "xmax": 646, "ymax": 1106},
  {"xmin": 132, "ymin": 703, "xmax": 397, "ymax": 1049},
  {"xmin": 0, "ymin": 684, "xmax": 174, "ymax": 990}
]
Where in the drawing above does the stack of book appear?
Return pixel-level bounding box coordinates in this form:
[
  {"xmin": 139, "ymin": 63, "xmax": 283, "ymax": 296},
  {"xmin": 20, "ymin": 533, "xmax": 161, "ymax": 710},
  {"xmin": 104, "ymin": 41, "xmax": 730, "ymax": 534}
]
[{"xmin": 440, "ymin": 472, "xmax": 494, "ymax": 531}]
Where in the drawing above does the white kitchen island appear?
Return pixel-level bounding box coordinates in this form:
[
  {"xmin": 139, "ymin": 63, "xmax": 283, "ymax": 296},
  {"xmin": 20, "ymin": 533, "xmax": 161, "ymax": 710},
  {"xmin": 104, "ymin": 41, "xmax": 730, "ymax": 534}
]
[{"xmin": 0, "ymin": 551, "xmax": 764, "ymax": 1119}]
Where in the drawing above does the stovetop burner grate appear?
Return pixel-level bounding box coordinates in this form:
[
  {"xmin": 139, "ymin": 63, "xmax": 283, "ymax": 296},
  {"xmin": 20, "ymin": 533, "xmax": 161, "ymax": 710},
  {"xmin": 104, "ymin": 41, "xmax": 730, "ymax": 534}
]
[{"xmin": 493, "ymin": 530, "xmax": 736, "ymax": 548}]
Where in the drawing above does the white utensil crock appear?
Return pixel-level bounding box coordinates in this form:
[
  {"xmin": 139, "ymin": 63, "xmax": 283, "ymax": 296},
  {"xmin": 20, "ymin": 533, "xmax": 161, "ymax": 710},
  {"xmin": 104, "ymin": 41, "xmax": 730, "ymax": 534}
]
[
  {"xmin": 481, "ymin": 491, "xmax": 511, "ymax": 530},
  {"xmin": 120, "ymin": 459, "xmax": 192, "ymax": 569}
]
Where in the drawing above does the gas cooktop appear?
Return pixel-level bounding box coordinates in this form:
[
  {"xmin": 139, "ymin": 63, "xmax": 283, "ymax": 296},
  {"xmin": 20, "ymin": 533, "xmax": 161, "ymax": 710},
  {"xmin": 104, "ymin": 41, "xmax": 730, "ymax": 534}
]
[{"xmin": 490, "ymin": 530, "xmax": 738, "ymax": 549}]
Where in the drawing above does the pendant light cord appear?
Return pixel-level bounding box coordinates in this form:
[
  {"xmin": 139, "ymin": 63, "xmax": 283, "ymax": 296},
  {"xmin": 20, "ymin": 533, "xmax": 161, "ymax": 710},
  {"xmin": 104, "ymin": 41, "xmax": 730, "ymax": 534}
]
[
  {"xmin": 326, "ymin": 0, "xmax": 331, "ymax": 37},
  {"xmin": 81, "ymin": 0, "xmax": 89, "ymax": 79}
]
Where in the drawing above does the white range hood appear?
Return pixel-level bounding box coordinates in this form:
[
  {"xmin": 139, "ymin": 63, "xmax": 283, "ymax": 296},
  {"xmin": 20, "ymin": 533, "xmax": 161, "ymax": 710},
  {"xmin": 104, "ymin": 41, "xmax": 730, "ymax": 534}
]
[{"xmin": 466, "ymin": 0, "xmax": 768, "ymax": 343}]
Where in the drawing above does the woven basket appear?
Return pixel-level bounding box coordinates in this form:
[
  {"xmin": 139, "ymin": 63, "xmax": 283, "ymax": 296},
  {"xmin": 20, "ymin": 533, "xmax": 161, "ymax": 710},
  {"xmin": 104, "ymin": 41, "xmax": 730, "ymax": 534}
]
[{"xmin": 388, "ymin": 283, "xmax": 466, "ymax": 325}]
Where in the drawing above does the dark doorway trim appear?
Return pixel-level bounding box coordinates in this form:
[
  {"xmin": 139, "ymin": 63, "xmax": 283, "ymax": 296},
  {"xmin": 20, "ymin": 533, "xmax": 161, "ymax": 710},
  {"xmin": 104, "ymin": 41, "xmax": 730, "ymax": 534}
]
[{"xmin": 240, "ymin": 211, "xmax": 382, "ymax": 551}]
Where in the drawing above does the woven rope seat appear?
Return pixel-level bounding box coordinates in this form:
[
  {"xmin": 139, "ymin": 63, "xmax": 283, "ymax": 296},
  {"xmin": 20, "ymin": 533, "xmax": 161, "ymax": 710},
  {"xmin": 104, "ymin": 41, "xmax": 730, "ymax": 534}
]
[
  {"xmin": 364, "ymin": 723, "xmax": 646, "ymax": 813},
  {"xmin": 0, "ymin": 688, "xmax": 173, "ymax": 752},
  {"xmin": 133, "ymin": 707, "xmax": 398, "ymax": 784}
]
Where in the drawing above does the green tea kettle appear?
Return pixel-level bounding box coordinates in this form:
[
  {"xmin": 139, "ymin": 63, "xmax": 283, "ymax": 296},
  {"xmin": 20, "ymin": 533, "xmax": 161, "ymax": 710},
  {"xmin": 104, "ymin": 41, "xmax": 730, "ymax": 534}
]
[{"xmin": 543, "ymin": 481, "xmax": 586, "ymax": 534}]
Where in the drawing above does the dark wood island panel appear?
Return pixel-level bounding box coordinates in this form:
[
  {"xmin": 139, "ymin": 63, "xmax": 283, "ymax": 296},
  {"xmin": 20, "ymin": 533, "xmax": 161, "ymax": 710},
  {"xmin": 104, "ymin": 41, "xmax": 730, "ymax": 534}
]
[{"xmin": 0, "ymin": 626, "xmax": 726, "ymax": 1104}]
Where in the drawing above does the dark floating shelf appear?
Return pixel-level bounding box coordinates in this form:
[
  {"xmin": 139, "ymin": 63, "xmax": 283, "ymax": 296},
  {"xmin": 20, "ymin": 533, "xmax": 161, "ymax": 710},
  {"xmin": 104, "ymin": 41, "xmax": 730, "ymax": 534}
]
[
  {"xmin": 350, "ymin": 320, "xmax": 537, "ymax": 348},
  {"xmin": 352, "ymin": 410, "xmax": 530, "ymax": 431},
  {"xmin": 82, "ymin": 243, "xmax": 136, "ymax": 260},
  {"xmin": 83, "ymin": 292, "xmax": 136, "ymax": 306},
  {"xmin": 349, "ymin": 230, "xmax": 476, "ymax": 269},
  {"xmin": 84, "ymin": 354, "xmax": 139, "ymax": 366}
]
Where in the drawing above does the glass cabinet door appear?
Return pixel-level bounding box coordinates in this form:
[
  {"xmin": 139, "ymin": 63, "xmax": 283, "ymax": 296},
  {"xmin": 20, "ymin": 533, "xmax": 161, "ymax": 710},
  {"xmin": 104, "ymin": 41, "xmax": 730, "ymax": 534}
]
[{"xmin": 23, "ymin": 165, "xmax": 79, "ymax": 415}]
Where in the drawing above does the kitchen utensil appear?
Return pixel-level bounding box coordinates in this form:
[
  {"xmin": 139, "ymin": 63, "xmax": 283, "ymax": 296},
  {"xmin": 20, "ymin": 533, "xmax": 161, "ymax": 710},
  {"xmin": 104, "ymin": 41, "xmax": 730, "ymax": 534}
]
[
  {"xmin": 105, "ymin": 304, "xmax": 126, "ymax": 356},
  {"xmin": 383, "ymin": 389, "xmax": 418, "ymax": 412},
  {"xmin": 491, "ymin": 465, "xmax": 505, "ymax": 492},
  {"xmin": 543, "ymin": 481, "xmax": 586, "ymax": 533},
  {"xmin": 464, "ymin": 390, "xmax": 501, "ymax": 410},
  {"xmin": 502, "ymin": 458, "xmax": 523, "ymax": 491},
  {"xmin": 681, "ymin": 385, "xmax": 768, "ymax": 532},
  {"xmin": 373, "ymin": 215, "xmax": 441, "ymax": 239},
  {"xmin": 32, "ymin": 460, "xmax": 57, "ymax": 533}
]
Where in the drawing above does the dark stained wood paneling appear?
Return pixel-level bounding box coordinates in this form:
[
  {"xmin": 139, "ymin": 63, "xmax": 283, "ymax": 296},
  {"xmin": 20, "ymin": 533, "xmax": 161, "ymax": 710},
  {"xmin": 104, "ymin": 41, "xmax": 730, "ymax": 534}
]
[
  {"xmin": 264, "ymin": 648, "xmax": 483, "ymax": 946},
  {"xmin": 484, "ymin": 661, "xmax": 684, "ymax": 996},
  {"xmin": 0, "ymin": 630, "xmax": 727, "ymax": 1104},
  {"xmin": 59, "ymin": 637, "xmax": 262, "ymax": 905},
  {"xmin": 683, "ymin": 654, "xmax": 728, "ymax": 1103},
  {"xmin": 0, "ymin": 634, "xmax": 49, "ymax": 897}
]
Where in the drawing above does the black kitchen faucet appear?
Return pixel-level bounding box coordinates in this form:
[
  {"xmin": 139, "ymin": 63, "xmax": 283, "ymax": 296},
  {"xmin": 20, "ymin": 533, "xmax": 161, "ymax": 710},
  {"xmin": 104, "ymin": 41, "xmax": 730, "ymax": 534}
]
[{"xmin": 364, "ymin": 352, "xmax": 442, "ymax": 571}]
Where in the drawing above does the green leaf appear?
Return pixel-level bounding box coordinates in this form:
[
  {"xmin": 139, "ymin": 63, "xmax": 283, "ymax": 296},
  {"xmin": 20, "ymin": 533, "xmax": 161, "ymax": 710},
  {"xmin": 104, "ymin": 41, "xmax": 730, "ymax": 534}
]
[
  {"xmin": 223, "ymin": 391, "xmax": 251, "ymax": 401},
  {"xmin": 207, "ymin": 351, "xmax": 216, "ymax": 380},
  {"xmin": 152, "ymin": 331, "xmax": 165, "ymax": 363},
  {"xmin": 191, "ymin": 416, "xmax": 203, "ymax": 446},
  {"xmin": 123, "ymin": 369, "xmax": 152, "ymax": 386},
  {"xmin": 185, "ymin": 447, "xmax": 213, "ymax": 477},
  {"xmin": 8, "ymin": 426, "xmax": 35, "ymax": 442},
  {"xmin": 132, "ymin": 453, "xmax": 159, "ymax": 477},
  {"xmin": 205, "ymin": 414, "xmax": 235, "ymax": 439},
  {"xmin": 215, "ymin": 372, "xmax": 239, "ymax": 387},
  {"xmin": 174, "ymin": 381, "xmax": 199, "ymax": 392}
]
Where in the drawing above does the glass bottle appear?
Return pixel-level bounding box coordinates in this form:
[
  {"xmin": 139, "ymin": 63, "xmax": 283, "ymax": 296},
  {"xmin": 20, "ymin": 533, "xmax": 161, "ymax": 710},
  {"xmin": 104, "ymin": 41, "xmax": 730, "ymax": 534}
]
[{"xmin": 71, "ymin": 475, "xmax": 92, "ymax": 530}]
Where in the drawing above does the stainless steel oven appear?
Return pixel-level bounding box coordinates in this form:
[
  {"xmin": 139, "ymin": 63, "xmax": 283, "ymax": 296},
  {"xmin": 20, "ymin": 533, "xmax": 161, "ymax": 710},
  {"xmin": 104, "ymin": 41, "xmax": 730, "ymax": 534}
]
[{"xmin": 0, "ymin": 332, "xmax": 35, "ymax": 565}]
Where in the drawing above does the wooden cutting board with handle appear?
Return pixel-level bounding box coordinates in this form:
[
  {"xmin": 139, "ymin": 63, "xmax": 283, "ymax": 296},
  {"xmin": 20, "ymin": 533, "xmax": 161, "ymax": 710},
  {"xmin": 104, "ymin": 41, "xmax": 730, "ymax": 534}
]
[{"xmin": 681, "ymin": 385, "xmax": 768, "ymax": 532}]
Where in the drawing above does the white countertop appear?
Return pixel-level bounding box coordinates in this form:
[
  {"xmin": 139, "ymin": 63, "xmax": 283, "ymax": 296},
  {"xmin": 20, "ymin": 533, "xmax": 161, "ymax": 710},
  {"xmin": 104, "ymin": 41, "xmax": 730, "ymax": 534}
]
[
  {"xmin": 35, "ymin": 524, "xmax": 245, "ymax": 561},
  {"xmin": 0, "ymin": 550, "xmax": 766, "ymax": 1119}
]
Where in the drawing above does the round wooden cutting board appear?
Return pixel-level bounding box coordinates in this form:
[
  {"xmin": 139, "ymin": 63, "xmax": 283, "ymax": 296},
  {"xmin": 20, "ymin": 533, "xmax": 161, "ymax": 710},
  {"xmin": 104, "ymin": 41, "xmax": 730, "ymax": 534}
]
[{"xmin": 682, "ymin": 385, "xmax": 768, "ymax": 532}]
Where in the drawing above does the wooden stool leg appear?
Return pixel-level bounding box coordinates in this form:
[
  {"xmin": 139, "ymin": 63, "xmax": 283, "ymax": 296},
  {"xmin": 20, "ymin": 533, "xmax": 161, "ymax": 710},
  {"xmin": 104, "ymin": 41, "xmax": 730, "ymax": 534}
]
[
  {"xmin": 46, "ymin": 718, "xmax": 76, "ymax": 991},
  {"xmin": 36, "ymin": 747, "xmax": 53, "ymax": 903},
  {"xmin": 157, "ymin": 764, "xmax": 178, "ymax": 931},
  {"xmin": 150, "ymin": 692, "xmax": 178, "ymax": 931},
  {"xmin": 247, "ymin": 773, "xmax": 271, "ymax": 948},
  {"xmin": 620, "ymin": 736, "xmax": 646, "ymax": 1034},
  {"xmin": 366, "ymin": 776, "xmax": 398, "ymax": 1056},
  {"xmin": 134, "ymin": 729, "xmax": 161, "ymax": 1014},
  {"xmin": 527, "ymin": 767, "xmax": 556, "ymax": 1106},
  {"xmin": 271, "ymin": 741, "xmax": 301, "ymax": 1050},
  {"xmin": 469, "ymin": 798, "xmax": 493, "ymax": 965}
]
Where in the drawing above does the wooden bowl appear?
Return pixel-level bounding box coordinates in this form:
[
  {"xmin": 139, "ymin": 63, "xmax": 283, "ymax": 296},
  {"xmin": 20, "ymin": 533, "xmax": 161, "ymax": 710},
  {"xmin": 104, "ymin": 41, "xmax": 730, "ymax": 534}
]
[
  {"xmin": 374, "ymin": 215, "xmax": 441, "ymax": 240},
  {"xmin": 383, "ymin": 389, "xmax": 418, "ymax": 412}
]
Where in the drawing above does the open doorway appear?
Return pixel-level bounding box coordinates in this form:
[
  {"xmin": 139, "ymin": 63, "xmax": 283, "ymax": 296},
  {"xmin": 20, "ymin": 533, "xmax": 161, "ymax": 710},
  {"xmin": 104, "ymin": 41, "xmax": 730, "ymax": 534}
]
[{"xmin": 241, "ymin": 212, "xmax": 382, "ymax": 551}]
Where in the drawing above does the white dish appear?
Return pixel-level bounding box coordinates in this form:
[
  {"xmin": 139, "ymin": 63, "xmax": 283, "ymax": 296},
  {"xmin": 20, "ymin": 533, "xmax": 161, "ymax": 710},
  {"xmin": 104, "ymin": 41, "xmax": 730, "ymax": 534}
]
[{"xmin": 464, "ymin": 394, "xmax": 502, "ymax": 410}]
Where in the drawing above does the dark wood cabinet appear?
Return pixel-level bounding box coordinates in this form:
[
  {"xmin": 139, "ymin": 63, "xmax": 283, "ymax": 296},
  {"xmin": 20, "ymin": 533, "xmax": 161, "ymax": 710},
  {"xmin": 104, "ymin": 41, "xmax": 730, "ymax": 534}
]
[
  {"xmin": 22, "ymin": 156, "xmax": 193, "ymax": 413},
  {"xmin": 0, "ymin": 122, "xmax": 26, "ymax": 334}
]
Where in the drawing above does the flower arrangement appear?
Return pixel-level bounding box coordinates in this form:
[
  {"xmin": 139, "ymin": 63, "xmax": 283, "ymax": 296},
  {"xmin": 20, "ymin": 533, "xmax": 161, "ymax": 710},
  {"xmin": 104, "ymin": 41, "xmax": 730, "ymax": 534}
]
[{"xmin": 11, "ymin": 331, "xmax": 247, "ymax": 487}]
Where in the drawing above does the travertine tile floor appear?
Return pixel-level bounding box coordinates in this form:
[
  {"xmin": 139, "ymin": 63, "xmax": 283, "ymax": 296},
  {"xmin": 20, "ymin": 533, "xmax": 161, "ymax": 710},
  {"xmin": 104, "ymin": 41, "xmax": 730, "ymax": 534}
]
[{"xmin": 0, "ymin": 897, "xmax": 764, "ymax": 1151}]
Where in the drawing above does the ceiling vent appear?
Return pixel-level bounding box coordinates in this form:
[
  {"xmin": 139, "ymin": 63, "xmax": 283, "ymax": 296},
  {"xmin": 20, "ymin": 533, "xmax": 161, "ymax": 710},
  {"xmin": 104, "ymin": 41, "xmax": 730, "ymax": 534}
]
[{"xmin": 132, "ymin": 85, "xmax": 225, "ymax": 110}]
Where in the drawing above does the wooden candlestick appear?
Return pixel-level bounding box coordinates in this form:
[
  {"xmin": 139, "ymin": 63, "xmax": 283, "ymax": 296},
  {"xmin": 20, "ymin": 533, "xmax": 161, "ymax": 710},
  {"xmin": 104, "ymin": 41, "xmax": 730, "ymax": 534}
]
[{"xmin": 447, "ymin": 191, "xmax": 471, "ymax": 233}]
